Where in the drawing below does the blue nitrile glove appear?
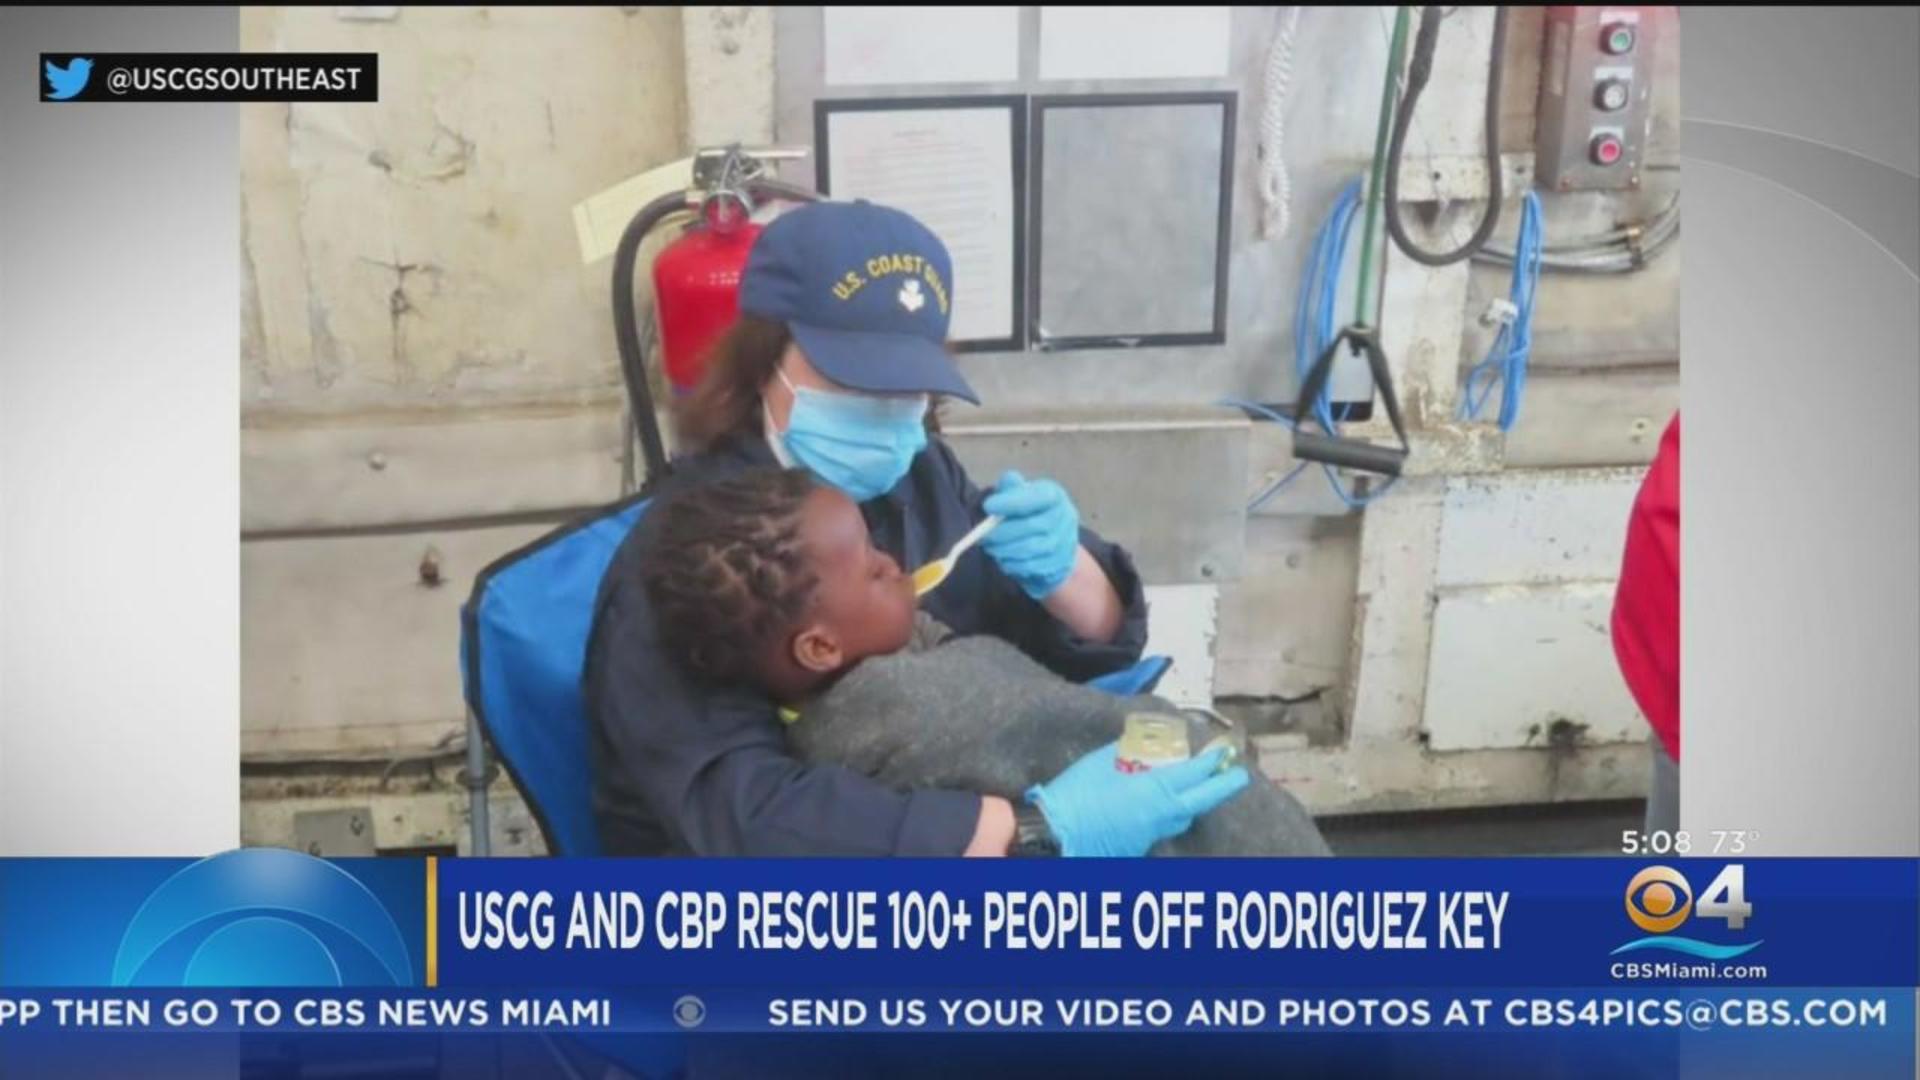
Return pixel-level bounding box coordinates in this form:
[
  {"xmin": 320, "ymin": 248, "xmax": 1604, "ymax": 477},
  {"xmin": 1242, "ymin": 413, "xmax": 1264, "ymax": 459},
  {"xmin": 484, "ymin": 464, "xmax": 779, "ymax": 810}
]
[
  {"xmin": 1025, "ymin": 743, "xmax": 1251, "ymax": 857},
  {"xmin": 980, "ymin": 469, "xmax": 1081, "ymax": 600}
]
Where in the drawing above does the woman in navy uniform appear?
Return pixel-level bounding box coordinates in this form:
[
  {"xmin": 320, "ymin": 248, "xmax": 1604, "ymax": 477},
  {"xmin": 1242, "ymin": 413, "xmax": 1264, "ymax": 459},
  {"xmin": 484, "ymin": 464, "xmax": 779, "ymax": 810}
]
[{"xmin": 585, "ymin": 201, "xmax": 1249, "ymax": 858}]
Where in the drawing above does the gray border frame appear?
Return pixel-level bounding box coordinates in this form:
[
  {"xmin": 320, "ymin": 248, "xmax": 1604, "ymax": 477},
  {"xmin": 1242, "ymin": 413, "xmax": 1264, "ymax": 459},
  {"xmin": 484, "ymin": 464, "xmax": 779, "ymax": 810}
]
[{"xmin": 1028, "ymin": 90, "xmax": 1237, "ymax": 352}]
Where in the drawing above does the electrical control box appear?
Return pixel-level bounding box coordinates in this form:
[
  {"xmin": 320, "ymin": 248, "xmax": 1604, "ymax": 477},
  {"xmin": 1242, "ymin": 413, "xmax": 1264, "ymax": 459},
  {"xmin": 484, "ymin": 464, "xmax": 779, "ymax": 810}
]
[{"xmin": 1535, "ymin": 6, "xmax": 1659, "ymax": 192}]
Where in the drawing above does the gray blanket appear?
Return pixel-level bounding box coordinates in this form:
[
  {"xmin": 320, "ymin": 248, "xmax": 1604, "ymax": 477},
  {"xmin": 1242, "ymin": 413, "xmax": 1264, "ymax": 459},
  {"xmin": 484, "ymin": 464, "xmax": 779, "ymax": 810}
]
[{"xmin": 785, "ymin": 614, "xmax": 1331, "ymax": 856}]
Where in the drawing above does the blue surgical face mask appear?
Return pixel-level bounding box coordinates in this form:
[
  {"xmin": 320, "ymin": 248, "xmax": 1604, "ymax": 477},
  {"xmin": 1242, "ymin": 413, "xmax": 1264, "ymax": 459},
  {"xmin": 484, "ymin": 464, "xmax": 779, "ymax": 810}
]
[{"xmin": 765, "ymin": 370, "xmax": 929, "ymax": 503}]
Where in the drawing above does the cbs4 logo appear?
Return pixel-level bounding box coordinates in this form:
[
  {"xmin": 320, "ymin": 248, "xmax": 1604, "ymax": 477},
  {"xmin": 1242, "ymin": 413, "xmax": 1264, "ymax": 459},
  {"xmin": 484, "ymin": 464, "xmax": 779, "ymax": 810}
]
[
  {"xmin": 1615, "ymin": 864, "xmax": 1761, "ymax": 961},
  {"xmin": 1626, "ymin": 864, "xmax": 1752, "ymax": 933}
]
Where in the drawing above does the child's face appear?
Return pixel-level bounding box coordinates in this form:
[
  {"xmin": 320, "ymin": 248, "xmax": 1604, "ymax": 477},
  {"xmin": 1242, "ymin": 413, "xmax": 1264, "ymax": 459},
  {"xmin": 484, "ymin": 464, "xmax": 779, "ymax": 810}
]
[{"xmin": 792, "ymin": 484, "xmax": 917, "ymax": 672}]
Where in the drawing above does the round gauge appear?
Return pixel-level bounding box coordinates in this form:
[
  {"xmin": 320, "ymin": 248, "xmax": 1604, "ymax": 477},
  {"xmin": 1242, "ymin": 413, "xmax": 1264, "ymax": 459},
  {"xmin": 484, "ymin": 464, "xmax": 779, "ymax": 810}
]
[{"xmin": 1595, "ymin": 78, "xmax": 1632, "ymax": 112}]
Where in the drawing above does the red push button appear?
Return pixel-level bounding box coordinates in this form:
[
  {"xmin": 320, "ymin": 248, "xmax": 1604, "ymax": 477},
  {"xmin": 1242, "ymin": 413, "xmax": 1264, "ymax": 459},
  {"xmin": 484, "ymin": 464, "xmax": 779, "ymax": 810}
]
[{"xmin": 1590, "ymin": 134, "xmax": 1624, "ymax": 166}]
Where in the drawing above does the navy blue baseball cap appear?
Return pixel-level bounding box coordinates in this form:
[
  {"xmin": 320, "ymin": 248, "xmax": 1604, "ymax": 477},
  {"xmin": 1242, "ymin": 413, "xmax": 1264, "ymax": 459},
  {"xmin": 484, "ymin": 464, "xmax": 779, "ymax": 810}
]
[{"xmin": 738, "ymin": 200, "xmax": 979, "ymax": 404}]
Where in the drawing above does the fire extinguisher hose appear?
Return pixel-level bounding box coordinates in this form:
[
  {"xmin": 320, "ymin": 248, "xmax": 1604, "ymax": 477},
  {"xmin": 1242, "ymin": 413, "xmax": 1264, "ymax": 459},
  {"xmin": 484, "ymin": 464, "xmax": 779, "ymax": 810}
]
[{"xmin": 612, "ymin": 189, "xmax": 696, "ymax": 486}]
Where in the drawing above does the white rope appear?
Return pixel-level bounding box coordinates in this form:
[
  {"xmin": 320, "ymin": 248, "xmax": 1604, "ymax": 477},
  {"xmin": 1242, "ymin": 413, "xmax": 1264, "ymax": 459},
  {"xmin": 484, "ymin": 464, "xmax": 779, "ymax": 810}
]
[{"xmin": 1258, "ymin": 6, "xmax": 1305, "ymax": 240}]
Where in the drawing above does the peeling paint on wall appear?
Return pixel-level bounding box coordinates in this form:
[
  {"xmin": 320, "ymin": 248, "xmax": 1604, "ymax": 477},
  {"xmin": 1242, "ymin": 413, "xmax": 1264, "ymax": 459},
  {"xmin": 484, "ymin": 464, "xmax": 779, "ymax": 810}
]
[
  {"xmin": 239, "ymin": 6, "xmax": 691, "ymax": 763},
  {"xmin": 240, "ymin": 6, "xmax": 688, "ymax": 415}
]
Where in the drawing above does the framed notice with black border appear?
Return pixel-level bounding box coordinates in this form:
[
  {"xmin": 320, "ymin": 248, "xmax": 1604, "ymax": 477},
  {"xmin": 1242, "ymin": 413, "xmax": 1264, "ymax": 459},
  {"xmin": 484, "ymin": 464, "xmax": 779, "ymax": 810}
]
[
  {"xmin": 815, "ymin": 95, "xmax": 1028, "ymax": 352},
  {"xmin": 1029, "ymin": 91, "xmax": 1236, "ymax": 351}
]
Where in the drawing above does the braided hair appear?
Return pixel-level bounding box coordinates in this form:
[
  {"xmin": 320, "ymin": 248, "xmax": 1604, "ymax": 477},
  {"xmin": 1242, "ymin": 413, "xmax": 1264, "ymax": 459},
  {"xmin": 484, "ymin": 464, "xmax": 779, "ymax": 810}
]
[{"xmin": 640, "ymin": 466, "xmax": 823, "ymax": 685}]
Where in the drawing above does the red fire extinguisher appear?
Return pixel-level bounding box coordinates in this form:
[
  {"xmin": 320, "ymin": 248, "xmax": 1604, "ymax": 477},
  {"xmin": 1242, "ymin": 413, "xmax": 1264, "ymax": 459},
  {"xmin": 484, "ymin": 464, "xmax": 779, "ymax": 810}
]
[
  {"xmin": 651, "ymin": 197, "xmax": 761, "ymax": 394},
  {"xmin": 612, "ymin": 146, "xmax": 816, "ymax": 487}
]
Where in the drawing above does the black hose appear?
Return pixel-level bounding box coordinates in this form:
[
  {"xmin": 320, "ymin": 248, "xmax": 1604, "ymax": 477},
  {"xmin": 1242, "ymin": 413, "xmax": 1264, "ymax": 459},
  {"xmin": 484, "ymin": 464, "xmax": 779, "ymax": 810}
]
[
  {"xmin": 611, "ymin": 190, "xmax": 693, "ymax": 485},
  {"xmin": 1385, "ymin": 5, "xmax": 1510, "ymax": 267}
]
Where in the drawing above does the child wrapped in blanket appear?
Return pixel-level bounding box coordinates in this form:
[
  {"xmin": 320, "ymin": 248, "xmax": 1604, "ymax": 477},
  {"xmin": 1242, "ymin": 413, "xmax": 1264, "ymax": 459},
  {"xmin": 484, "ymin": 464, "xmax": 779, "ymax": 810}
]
[{"xmin": 637, "ymin": 466, "xmax": 1331, "ymax": 857}]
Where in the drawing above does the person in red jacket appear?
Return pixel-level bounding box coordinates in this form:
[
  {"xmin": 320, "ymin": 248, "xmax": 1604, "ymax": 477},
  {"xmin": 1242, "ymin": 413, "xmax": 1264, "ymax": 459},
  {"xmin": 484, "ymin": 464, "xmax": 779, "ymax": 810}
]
[{"xmin": 1612, "ymin": 412, "xmax": 1680, "ymax": 834}]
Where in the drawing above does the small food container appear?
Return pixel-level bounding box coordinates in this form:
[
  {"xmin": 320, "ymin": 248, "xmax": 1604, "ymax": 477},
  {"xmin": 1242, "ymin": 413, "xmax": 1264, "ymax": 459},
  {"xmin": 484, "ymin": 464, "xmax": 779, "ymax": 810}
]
[{"xmin": 1116, "ymin": 713, "xmax": 1191, "ymax": 773}]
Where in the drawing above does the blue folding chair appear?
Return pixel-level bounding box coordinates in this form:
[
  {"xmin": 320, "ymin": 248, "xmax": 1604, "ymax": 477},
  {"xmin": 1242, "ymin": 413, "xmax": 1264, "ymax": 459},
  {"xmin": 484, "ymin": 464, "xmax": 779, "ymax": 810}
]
[
  {"xmin": 460, "ymin": 495, "xmax": 650, "ymax": 858},
  {"xmin": 1085, "ymin": 654, "xmax": 1173, "ymax": 697},
  {"xmin": 459, "ymin": 497, "xmax": 1174, "ymax": 859}
]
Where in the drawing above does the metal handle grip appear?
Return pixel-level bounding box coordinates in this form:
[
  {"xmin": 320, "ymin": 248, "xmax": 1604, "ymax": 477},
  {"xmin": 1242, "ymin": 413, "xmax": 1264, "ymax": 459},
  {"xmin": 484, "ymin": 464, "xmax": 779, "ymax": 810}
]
[{"xmin": 1289, "ymin": 432, "xmax": 1408, "ymax": 477}]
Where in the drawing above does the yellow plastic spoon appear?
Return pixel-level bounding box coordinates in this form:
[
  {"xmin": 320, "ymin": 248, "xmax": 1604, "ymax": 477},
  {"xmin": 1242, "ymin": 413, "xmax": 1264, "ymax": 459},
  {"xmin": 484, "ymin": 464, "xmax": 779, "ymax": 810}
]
[{"xmin": 911, "ymin": 515, "xmax": 1003, "ymax": 597}]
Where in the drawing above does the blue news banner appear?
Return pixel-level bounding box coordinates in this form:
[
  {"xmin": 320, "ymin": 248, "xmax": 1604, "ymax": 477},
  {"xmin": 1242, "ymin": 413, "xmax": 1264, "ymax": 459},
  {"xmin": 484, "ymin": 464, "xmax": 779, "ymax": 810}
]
[{"xmin": 0, "ymin": 850, "xmax": 1915, "ymax": 1076}]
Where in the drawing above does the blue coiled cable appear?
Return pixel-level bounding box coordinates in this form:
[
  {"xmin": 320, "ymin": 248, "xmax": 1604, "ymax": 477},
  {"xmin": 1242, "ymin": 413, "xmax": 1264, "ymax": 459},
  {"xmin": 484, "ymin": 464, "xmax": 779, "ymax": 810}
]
[{"xmin": 1460, "ymin": 189, "xmax": 1542, "ymax": 432}]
